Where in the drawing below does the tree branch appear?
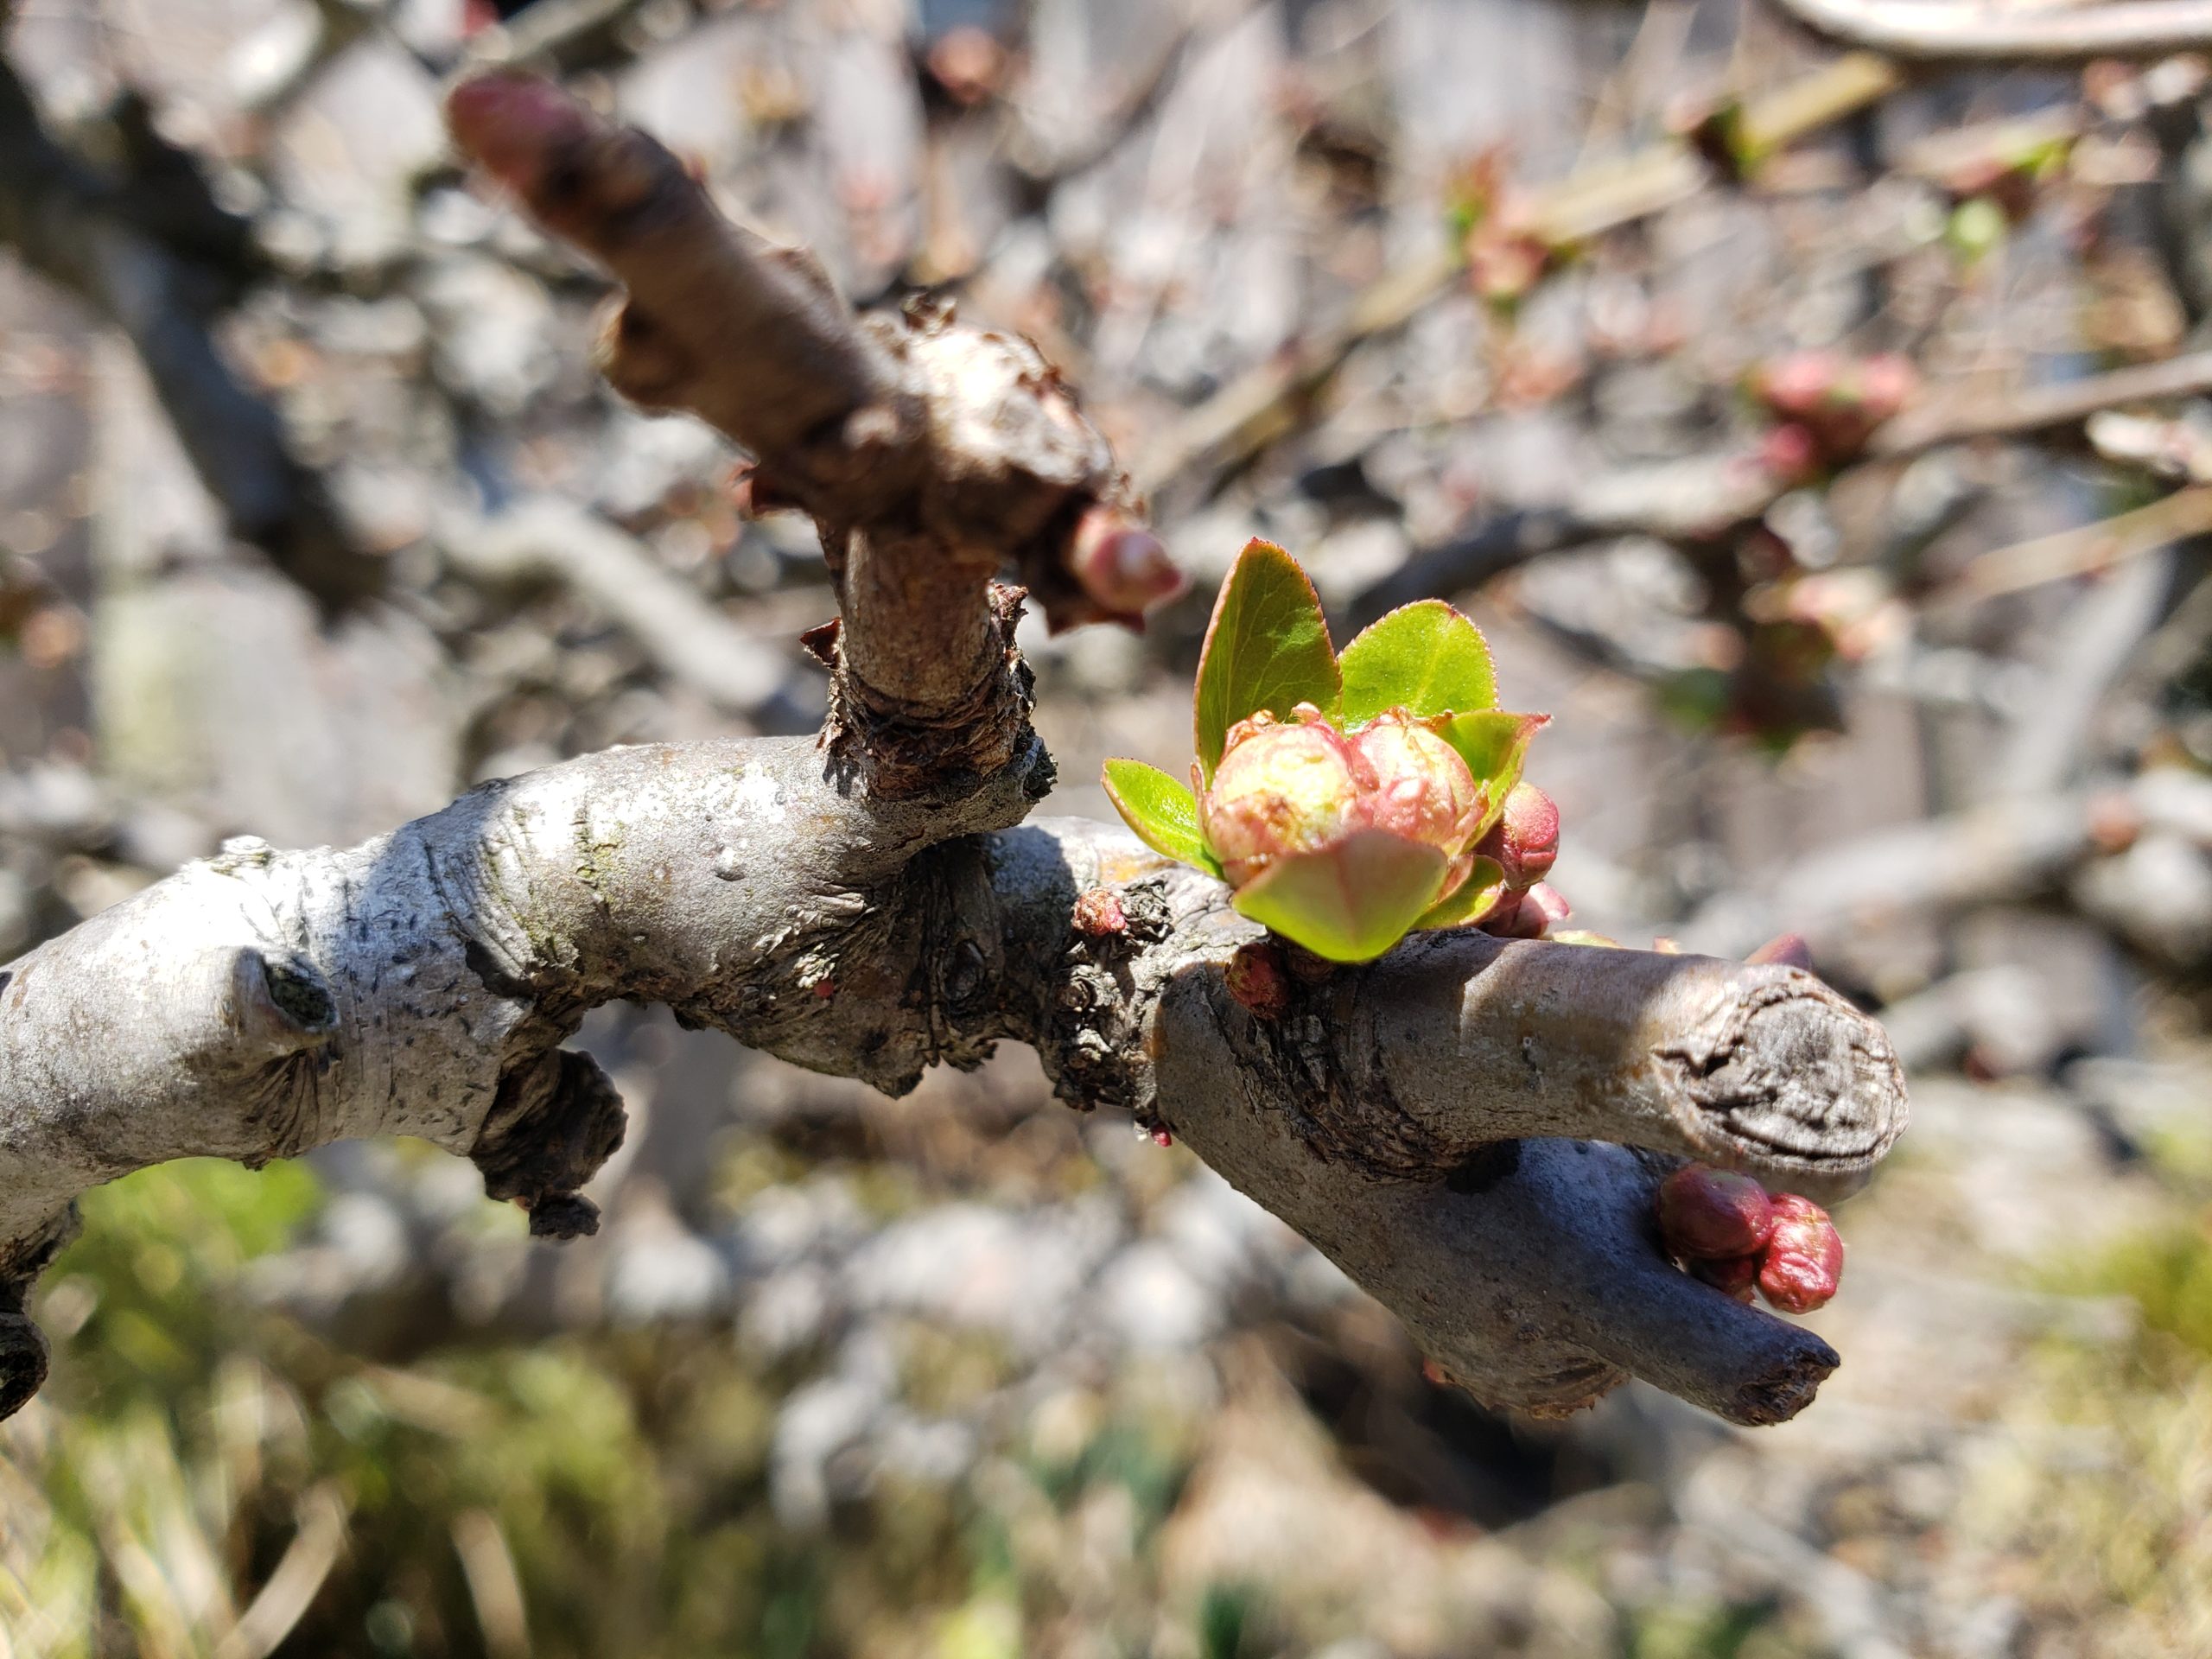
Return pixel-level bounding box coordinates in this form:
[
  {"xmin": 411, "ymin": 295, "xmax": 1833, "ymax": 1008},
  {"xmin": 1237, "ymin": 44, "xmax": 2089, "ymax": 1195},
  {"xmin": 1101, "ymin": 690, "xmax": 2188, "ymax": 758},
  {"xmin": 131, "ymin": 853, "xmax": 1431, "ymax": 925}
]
[
  {"xmin": 0, "ymin": 77, "xmax": 1908, "ymax": 1433},
  {"xmin": 0, "ymin": 742, "xmax": 1903, "ymax": 1425}
]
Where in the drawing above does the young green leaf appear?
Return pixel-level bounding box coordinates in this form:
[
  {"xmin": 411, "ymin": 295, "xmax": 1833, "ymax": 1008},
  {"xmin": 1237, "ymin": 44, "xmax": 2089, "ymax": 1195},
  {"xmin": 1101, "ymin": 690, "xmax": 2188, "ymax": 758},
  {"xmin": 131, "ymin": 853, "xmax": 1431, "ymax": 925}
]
[
  {"xmin": 1193, "ymin": 541, "xmax": 1340, "ymax": 782},
  {"xmin": 1413, "ymin": 855, "xmax": 1509, "ymax": 931},
  {"xmin": 1433, "ymin": 711, "xmax": 1549, "ymax": 834},
  {"xmin": 1102, "ymin": 759, "xmax": 1222, "ymax": 876},
  {"xmin": 1230, "ymin": 831, "xmax": 1447, "ymax": 963},
  {"xmin": 1337, "ymin": 601, "xmax": 1497, "ymax": 723}
]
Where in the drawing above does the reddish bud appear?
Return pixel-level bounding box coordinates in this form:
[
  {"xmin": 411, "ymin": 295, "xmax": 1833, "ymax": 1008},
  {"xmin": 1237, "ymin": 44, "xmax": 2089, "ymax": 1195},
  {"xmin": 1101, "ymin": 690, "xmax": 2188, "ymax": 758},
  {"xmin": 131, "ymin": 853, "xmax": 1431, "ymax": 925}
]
[
  {"xmin": 1202, "ymin": 712, "xmax": 1370, "ymax": 887},
  {"xmin": 1745, "ymin": 931, "xmax": 1813, "ymax": 970},
  {"xmin": 1758, "ymin": 422, "xmax": 1821, "ymax": 483},
  {"xmin": 1752, "ymin": 351, "xmax": 1842, "ymax": 417},
  {"xmin": 1347, "ymin": 712, "xmax": 1485, "ymax": 880},
  {"xmin": 1688, "ymin": 1251, "xmax": 1760, "ymax": 1304},
  {"xmin": 1199, "ymin": 708, "xmax": 1485, "ymax": 913},
  {"xmin": 446, "ymin": 73, "xmax": 596, "ymax": 198},
  {"xmin": 1656, "ymin": 1164, "xmax": 1777, "ymax": 1261},
  {"xmin": 1478, "ymin": 781, "xmax": 1559, "ymax": 890},
  {"xmin": 1758, "ymin": 1193, "xmax": 1844, "ymax": 1313},
  {"xmin": 1855, "ymin": 353, "xmax": 1917, "ymax": 423},
  {"xmin": 1224, "ymin": 940, "xmax": 1292, "ymax": 1019},
  {"xmin": 1070, "ymin": 507, "xmax": 1187, "ymax": 626},
  {"xmin": 1479, "ymin": 883, "xmax": 1569, "ymax": 938},
  {"xmin": 1071, "ymin": 887, "xmax": 1128, "ymax": 938},
  {"xmin": 925, "ymin": 26, "xmax": 1008, "ymax": 105}
]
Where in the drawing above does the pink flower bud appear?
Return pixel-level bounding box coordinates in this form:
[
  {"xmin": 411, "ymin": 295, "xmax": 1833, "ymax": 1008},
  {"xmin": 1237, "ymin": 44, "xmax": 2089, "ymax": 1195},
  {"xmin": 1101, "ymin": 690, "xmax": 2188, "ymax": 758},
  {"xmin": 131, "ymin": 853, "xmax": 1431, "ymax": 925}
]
[
  {"xmin": 1200, "ymin": 711, "xmax": 1372, "ymax": 887},
  {"xmin": 1689, "ymin": 1251, "xmax": 1760, "ymax": 1304},
  {"xmin": 1070, "ymin": 507, "xmax": 1186, "ymax": 626},
  {"xmin": 1475, "ymin": 782, "xmax": 1559, "ymax": 890},
  {"xmin": 1656, "ymin": 1165, "xmax": 1777, "ymax": 1261},
  {"xmin": 1224, "ymin": 939, "xmax": 1291, "ymax": 1018},
  {"xmin": 1758, "ymin": 1193, "xmax": 1844, "ymax": 1313},
  {"xmin": 1752, "ymin": 351, "xmax": 1842, "ymax": 417},
  {"xmin": 1347, "ymin": 711, "xmax": 1484, "ymax": 874},
  {"xmin": 447, "ymin": 73, "xmax": 599, "ymax": 199},
  {"xmin": 1071, "ymin": 887, "xmax": 1127, "ymax": 938},
  {"xmin": 1855, "ymin": 353, "xmax": 1918, "ymax": 423},
  {"xmin": 1746, "ymin": 931, "xmax": 1813, "ymax": 969},
  {"xmin": 1198, "ymin": 707, "xmax": 1486, "ymax": 907},
  {"xmin": 1758, "ymin": 422, "xmax": 1821, "ymax": 483}
]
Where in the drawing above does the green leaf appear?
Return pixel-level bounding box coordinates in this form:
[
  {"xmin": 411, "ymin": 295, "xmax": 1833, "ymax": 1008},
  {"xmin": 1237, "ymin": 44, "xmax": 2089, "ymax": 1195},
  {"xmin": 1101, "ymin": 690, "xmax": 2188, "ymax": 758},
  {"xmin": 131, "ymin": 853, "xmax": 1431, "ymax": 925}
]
[
  {"xmin": 1433, "ymin": 710, "xmax": 1549, "ymax": 833},
  {"xmin": 1413, "ymin": 855, "xmax": 1508, "ymax": 931},
  {"xmin": 1102, "ymin": 759, "xmax": 1222, "ymax": 877},
  {"xmin": 1230, "ymin": 831, "xmax": 1447, "ymax": 963},
  {"xmin": 1337, "ymin": 601, "xmax": 1497, "ymax": 723},
  {"xmin": 1193, "ymin": 540, "xmax": 1340, "ymax": 783}
]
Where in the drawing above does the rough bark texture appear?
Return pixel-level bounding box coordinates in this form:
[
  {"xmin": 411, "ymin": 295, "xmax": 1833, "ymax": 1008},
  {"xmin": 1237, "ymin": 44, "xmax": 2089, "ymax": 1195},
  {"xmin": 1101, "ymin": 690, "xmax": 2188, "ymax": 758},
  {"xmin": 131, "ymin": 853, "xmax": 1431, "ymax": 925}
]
[{"xmin": 0, "ymin": 75, "xmax": 1909, "ymax": 1430}]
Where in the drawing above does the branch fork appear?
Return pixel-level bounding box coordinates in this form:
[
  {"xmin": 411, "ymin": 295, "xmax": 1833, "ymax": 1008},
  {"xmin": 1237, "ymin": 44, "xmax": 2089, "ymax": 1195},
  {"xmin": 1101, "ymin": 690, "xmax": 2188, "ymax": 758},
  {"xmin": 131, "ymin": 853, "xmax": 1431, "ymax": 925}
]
[{"xmin": 0, "ymin": 76, "xmax": 1907, "ymax": 1432}]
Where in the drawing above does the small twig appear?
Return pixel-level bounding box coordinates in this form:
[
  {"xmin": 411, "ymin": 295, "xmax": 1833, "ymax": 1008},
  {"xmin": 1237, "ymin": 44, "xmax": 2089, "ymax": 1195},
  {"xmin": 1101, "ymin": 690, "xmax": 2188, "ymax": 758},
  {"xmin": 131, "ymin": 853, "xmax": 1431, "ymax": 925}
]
[
  {"xmin": 1937, "ymin": 482, "xmax": 2212, "ymax": 602},
  {"xmin": 1764, "ymin": 0, "xmax": 2212, "ymax": 61},
  {"xmin": 1129, "ymin": 53, "xmax": 1905, "ymax": 496},
  {"xmin": 1874, "ymin": 350, "xmax": 2212, "ymax": 456}
]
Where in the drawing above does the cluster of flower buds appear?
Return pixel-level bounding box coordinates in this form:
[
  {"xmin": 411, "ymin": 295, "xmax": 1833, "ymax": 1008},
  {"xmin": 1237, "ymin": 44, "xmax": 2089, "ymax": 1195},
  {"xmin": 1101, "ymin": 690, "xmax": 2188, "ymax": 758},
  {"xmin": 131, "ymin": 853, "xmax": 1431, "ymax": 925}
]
[
  {"xmin": 1655, "ymin": 1164, "xmax": 1844, "ymax": 1313},
  {"xmin": 1201, "ymin": 705, "xmax": 1485, "ymax": 894},
  {"xmin": 1105, "ymin": 541, "xmax": 1554, "ymax": 962},
  {"xmin": 1747, "ymin": 351, "xmax": 1918, "ymax": 480}
]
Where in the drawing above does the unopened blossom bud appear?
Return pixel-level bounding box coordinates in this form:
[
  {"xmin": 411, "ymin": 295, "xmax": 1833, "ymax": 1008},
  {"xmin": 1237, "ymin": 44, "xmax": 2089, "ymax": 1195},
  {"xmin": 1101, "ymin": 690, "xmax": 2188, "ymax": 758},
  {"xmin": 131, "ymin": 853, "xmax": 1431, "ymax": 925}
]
[
  {"xmin": 1656, "ymin": 1164, "xmax": 1777, "ymax": 1262},
  {"xmin": 1199, "ymin": 707, "xmax": 1484, "ymax": 908},
  {"xmin": 1480, "ymin": 881, "xmax": 1570, "ymax": 939},
  {"xmin": 1746, "ymin": 931, "xmax": 1813, "ymax": 969},
  {"xmin": 1689, "ymin": 1251, "xmax": 1760, "ymax": 1304},
  {"xmin": 1758, "ymin": 1193, "xmax": 1844, "ymax": 1313},
  {"xmin": 1348, "ymin": 711, "xmax": 1484, "ymax": 882},
  {"xmin": 1071, "ymin": 887, "xmax": 1128, "ymax": 938},
  {"xmin": 1475, "ymin": 781, "xmax": 1559, "ymax": 890},
  {"xmin": 1070, "ymin": 507, "xmax": 1187, "ymax": 625},
  {"xmin": 1759, "ymin": 422, "xmax": 1821, "ymax": 483},
  {"xmin": 1200, "ymin": 710, "xmax": 1372, "ymax": 887},
  {"xmin": 1224, "ymin": 939, "xmax": 1292, "ymax": 1019},
  {"xmin": 1752, "ymin": 351, "xmax": 1842, "ymax": 418}
]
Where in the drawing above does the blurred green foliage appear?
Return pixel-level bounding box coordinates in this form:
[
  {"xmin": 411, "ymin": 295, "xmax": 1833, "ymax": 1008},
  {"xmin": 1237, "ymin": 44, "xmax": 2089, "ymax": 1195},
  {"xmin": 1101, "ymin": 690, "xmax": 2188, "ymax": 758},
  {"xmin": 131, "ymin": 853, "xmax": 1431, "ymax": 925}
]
[{"xmin": 0, "ymin": 1157, "xmax": 1243, "ymax": 1658}]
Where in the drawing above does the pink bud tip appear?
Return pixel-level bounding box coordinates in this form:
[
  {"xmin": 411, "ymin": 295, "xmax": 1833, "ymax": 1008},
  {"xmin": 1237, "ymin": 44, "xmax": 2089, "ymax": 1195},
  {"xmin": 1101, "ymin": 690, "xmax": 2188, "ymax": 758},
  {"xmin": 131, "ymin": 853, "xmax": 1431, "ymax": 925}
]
[
  {"xmin": 1071, "ymin": 887, "xmax": 1128, "ymax": 938},
  {"xmin": 446, "ymin": 73, "xmax": 595, "ymax": 197},
  {"xmin": 1656, "ymin": 1164, "xmax": 1777, "ymax": 1261},
  {"xmin": 1071, "ymin": 508, "xmax": 1186, "ymax": 624},
  {"xmin": 1753, "ymin": 351, "xmax": 1841, "ymax": 416},
  {"xmin": 1688, "ymin": 1251, "xmax": 1760, "ymax": 1304},
  {"xmin": 1494, "ymin": 782, "xmax": 1560, "ymax": 887},
  {"xmin": 1758, "ymin": 1193, "xmax": 1844, "ymax": 1313},
  {"xmin": 1746, "ymin": 931, "xmax": 1814, "ymax": 969},
  {"xmin": 1525, "ymin": 883, "xmax": 1570, "ymax": 930},
  {"xmin": 1151, "ymin": 1128, "xmax": 1174, "ymax": 1147},
  {"xmin": 1224, "ymin": 940, "xmax": 1292, "ymax": 1019},
  {"xmin": 1758, "ymin": 422, "xmax": 1821, "ymax": 482}
]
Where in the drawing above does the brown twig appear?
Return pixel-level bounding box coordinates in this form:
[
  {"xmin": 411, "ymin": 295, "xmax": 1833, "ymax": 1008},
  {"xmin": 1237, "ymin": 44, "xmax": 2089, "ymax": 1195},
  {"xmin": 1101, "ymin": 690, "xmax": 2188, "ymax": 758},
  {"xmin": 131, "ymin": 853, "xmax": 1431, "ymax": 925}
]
[{"xmin": 1130, "ymin": 53, "xmax": 1906, "ymax": 496}]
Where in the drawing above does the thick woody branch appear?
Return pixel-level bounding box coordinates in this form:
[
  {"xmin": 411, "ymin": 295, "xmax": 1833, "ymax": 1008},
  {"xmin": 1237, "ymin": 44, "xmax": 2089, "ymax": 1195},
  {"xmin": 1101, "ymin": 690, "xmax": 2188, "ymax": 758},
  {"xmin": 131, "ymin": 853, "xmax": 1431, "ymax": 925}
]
[
  {"xmin": 0, "ymin": 744, "xmax": 1903, "ymax": 1427},
  {"xmin": 444, "ymin": 77, "xmax": 1177, "ymax": 791}
]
